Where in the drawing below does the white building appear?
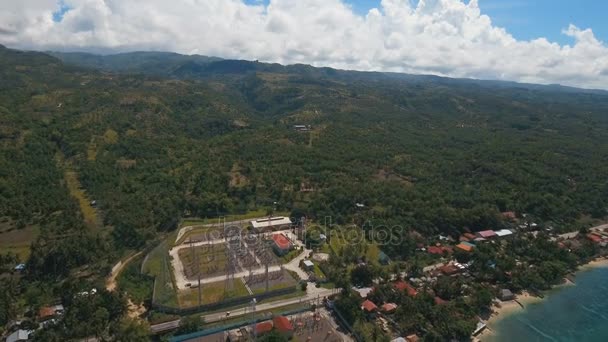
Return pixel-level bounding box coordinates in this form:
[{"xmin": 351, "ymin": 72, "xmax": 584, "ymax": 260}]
[
  {"xmin": 494, "ymin": 229, "xmax": 514, "ymax": 238},
  {"xmin": 7, "ymin": 330, "xmax": 31, "ymax": 342},
  {"xmin": 250, "ymin": 217, "xmax": 292, "ymax": 232}
]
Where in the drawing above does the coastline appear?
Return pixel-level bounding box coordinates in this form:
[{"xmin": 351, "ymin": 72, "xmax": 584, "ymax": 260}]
[{"xmin": 476, "ymin": 257, "xmax": 608, "ymax": 341}]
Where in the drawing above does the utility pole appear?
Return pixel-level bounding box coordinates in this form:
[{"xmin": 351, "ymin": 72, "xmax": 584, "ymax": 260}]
[{"xmin": 251, "ymin": 298, "xmax": 257, "ymax": 340}]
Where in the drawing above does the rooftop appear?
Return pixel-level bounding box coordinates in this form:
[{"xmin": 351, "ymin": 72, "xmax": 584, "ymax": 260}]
[
  {"xmin": 251, "ymin": 216, "xmax": 292, "ymax": 229},
  {"xmin": 495, "ymin": 229, "xmax": 514, "ymax": 237},
  {"xmin": 394, "ymin": 280, "xmax": 418, "ymax": 296},
  {"xmin": 361, "ymin": 299, "xmax": 378, "ymax": 312},
  {"xmin": 255, "ymin": 321, "xmax": 274, "ymax": 335},
  {"xmin": 273, "ymin": 316, "xmax": 293, "ymax": 332},
  {"xmin": 456, "ymin": 242, "xmax": 474, "ymax": 252},
  {"xmin": 477, "ymin": 230, "xmax": 497, "ymax": 238},
  {"xmin": 382, "ymin": 302, "xmax": 398, "ymax": 312},
  {"xmin": 272, "ymin": 233, "xmax": 292, "ymax": 250}
]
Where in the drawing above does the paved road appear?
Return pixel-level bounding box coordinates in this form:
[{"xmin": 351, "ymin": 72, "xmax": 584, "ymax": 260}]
[
  {"xmin": 202, "ymin": 287, "xmax": 338, "ymax": 323},
  {"xmin": 151, "ymin": 319, "xmax": 181, "ymax": 334},
  {"xmin": 283, "ymin": 248, "xmax": 312, "ymax": 280}
]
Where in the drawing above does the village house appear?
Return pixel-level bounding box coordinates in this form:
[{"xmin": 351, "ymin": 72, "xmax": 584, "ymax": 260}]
[
  {"xmin": 393, "ymin": 280, "xmax": 418, "ymax": 297},
  {"xmin": 361, "ymin": 299, "xmax": 378, "ymax": 314},
  {"xmin": 476, "ymin": 230, "xmax": 497, "ymax": 239},
  {"xmin": 495, "ymin": 229, "xmax": 514, "ymax": 239},
  {"xmin": 272, "ymin": 316, "xmax": 294, "ymax": 339},
  {"xmin": 381, "ymin": 302, "xmax": 398, "ymax": 314},
  {"xmin": 455, "ymin": 241, "xmax": 475, "ymax": 253}
]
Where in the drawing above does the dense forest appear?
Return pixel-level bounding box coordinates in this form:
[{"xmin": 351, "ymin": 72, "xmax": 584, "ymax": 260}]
[
  {"xmin": 1, "ymin": 44, "xmax": 608, "ymax": 337},
  {"xmin": 3, "ymin": 44, "xmax": 608, "ymax": 264}
]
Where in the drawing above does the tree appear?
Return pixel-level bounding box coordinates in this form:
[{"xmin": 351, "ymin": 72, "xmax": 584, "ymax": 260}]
[
  {"xmin": 350, "ymin": 265, "xmax": 374, "ymax": 287},
  {"xmin": 177, "ymin": 315, "xmax": 202, "ymax": 335},
  {"xmin": 110, "ymin": 318, "xmax": 149, "ymax": 342}
]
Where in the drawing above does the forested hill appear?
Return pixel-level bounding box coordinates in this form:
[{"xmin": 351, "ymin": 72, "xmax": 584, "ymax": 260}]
[{"xmin": 1, "ymin": 44, "xmax": 608, "ymax": 278}]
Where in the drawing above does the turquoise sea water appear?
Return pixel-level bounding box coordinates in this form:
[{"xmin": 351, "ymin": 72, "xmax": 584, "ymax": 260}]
[{"xmin": 486, "ymin": 266, "xmax": 608, "ymax": 342}]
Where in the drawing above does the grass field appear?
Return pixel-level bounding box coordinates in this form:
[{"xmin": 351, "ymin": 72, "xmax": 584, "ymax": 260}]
[
  {"xmin": 178, "ymin": 243, "xmax": 228, "ymax": 279},
  {"xmin": 249, "ymin": 270, "xmax": 297, "ymax": 295},
  {"xmin": 175, "ymin": 226, "xmax": 224, "ymax": 245},
  {"xmin": 64, "ymin": 170, "xmax": 100, "ymax": 229},
  {"xmin": 178, "ymin": 279, "xmax": 250, "ymax": 307},
  {"xmin": 181, "ymin": 210, "xmax": 290, "ymax": 227},
  {"xmin": 143, "ymin": 242, "xmax": 179, "ymax": 308},
  {"xmin": 0, "ymin": 221, "xmax": 39, "ymax": 261}
]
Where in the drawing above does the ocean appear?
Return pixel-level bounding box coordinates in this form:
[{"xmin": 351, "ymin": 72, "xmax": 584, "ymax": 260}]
[{"xmin": 486, "ymin": 265, "xmax": 608, "ymax": 342}]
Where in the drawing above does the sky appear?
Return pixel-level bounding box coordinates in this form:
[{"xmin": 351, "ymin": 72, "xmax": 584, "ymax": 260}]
[{"xmin": 1, "ymin": 0, "xmax": 607, "ymax": 89}]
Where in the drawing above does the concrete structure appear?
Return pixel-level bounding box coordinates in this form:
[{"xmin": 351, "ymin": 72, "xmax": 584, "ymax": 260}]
[{"xmin": 251, "ymin": 216, "xmax": 292, "ymax": 232}]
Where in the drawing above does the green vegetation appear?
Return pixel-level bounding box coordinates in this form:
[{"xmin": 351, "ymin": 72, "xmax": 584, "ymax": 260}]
[
  {"xmin": 177, "ymin": 280, "xmax": 249, "ymax": 307},
  {"xmin": 116, "ymin": 256, "xmax": 153, "ymax": 305},
  {"xmin": 1, "ymin": 46, "xmax": 608, "ymax": 339}
]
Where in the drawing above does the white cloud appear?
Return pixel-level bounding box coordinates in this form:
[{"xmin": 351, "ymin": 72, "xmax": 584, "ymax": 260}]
[{"xmin": 1, "ymin": 0, "xmax": 607, "ymax": 89}]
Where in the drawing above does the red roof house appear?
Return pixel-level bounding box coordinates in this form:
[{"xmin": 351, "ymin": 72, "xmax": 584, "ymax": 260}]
[
  {"xmin": 255, "ymin": 321, "xmax": 274, "ymax": 335},
  {"xmin": 502, "ymin": 211, "xmax": 517, "ymax": 220},
  {"xmin": 381, "ymin": 302, "xmax": 398, "ymax": 313},
  {"xmin": 273, "ymin": 316, "xmax": 293, "ymax": 332},
  {"xmin": 393, "ymin": 280, "xmax": 418, "ymax": 296},
  {"xmin": 440, "ymin": 264, "xmax": 461, "ymax": 276},
  {"xmin": 361, "ymin": 299, "xmax": 378, "ymax": 312},
  {"xmin": 464, "ymin": 233, "xmax": 476, "ymax": 240},
  {"xmin": 428, "ymin": 245, "xmax": 452, "ymax": 255},
  {"xmin": 587, "ymin": 233, "xmax": 602, "ymax": 243}
]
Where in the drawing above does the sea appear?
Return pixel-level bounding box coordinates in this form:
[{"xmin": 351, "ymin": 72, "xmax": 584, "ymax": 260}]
[{"xmin": 486, "ymin": 265, "xmax": 608, "ymax": 342}]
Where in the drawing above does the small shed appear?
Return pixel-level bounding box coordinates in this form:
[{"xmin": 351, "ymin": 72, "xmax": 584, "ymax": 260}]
[
  {"xmin": 303, "ymin": 260, "xmax": 314, "ymax": 271},
  {"xmin": 499, "ymin": 289, "xmax": 515, "ymax": 301}
]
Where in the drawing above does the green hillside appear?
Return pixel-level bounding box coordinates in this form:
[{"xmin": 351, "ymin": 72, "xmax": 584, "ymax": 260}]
[{"xmin": 1, "ymin": 44, "xmax": 608, "ymax": 276}]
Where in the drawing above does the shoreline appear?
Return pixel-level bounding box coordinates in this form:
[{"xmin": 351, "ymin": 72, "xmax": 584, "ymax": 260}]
[{"xmin": 476, "ymin": 256, "xmax": 608, "ymax": 341}]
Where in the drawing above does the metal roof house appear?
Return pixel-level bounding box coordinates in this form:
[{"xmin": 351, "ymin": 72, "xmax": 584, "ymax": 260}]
[
  {"xmin": 495, "ymin": 229, "xmax": 514, "ymax": 238},
  {"xmin": 7, "ymin": 330, "xmax": 31, "ymax": 342},
  {"xmin": 477, "ymin": 230, "xmax": 497, "ymax": 239}
]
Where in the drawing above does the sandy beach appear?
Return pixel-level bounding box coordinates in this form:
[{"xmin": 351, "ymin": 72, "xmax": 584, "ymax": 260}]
[
  {"xmin": 476, "ymin": 257, "xmax": 608, "ymax": 341},
  {"xmin": 475, "ymin": 292, "xmax": 543, "ymax": 341},
  {"xmin": 578, "ymin": 257, "xmax": 608, "ymax": 270}
]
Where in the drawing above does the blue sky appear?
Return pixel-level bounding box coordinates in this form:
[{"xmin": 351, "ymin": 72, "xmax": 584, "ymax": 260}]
[
  {"xmin": 245, "ymin": 0, "xmax": 607, "ymax": 45},
  {"xmin": 351, "ymin": 0, "xmax": 608, "ymax": 45}
]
